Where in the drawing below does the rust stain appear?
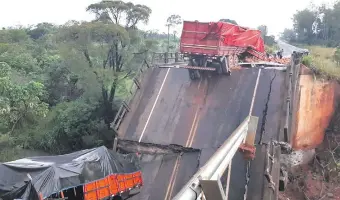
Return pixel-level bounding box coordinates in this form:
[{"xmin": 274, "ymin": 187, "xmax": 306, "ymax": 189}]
[{"xmin": 292, "ymin": 74, "xmax": 336, "ymax": 150}]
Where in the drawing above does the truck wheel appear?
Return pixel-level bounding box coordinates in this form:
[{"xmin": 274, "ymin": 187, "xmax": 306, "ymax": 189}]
[
  {"xmin": 221, "ymin": 57, "xmax": 230, "ymax": 75},
  {"xmin": 234, "ymin": 55, "xmax": 239, "ymax": 67},
  {"xmin": 194, "ymin": 70, "xmax": 201, "ymax": 79},
  {"xmin": 189, "ymin": 69, "xmax": 197, "ymax": 80},
  {"xmin": 215, "ymin": 63, "xmax": 222, "ymax": 75}
]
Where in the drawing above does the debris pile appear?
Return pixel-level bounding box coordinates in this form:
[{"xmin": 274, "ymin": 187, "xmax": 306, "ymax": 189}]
[{"xmin": 244, "ymin": 57, "xmax": 291, "ymax": 65}]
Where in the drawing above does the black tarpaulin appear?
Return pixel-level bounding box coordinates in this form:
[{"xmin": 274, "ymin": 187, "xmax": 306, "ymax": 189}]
[{"xmin": 0, "ymin": 146, "xmax": 140, "ymax": 200}]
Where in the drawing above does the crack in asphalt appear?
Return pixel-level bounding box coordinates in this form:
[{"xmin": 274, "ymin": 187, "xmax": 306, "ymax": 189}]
[
  {"xmin": 117, "ymin": 139, "xmax": 201, "ymax": 155},
  {"xmin": 243, "ymin": 69, "xmax": 278, "ymax": 200},
  {"xmin": 259, "ymin": 71, "xmax": 277, "ymax": 145},
  {"xmin": 244, "ymin": 161, "xmax": 251, "ymax": 200}
]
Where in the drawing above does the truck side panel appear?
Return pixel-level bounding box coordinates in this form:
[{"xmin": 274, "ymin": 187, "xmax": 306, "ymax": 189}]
[
  {"xmin": 179, "ymin": 21, "xmax": 264, "ymax": 57},
  {"xmin": 180, "ymin": 21, "xmax": 221, "ymax": 56}
]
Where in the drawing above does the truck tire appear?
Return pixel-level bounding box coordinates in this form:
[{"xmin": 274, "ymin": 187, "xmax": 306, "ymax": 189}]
[
  {"xmin": 233, "ymin": 55, "xmax": 239, "ymax": 67},
  {"xmin": 188, "ymin": 69, "xmax": 200, "ymax": 80},
  {"xmin": 188, "ymin": 59, "xmax": 201, "ymax": 80},
  {"xmin": 221, "ymin": 56, "xmax": 231, "ymax": 75},
  {"xmin": 194, "ymin": 70, "xmax": 201, "ymax": 79},
  {"xmin": 214, "ymin": 62, "xmax": 223, "ymax": 75},
  {"xmin": 189, "ymin": 69, "xmax": 197, "ymax": 80}
]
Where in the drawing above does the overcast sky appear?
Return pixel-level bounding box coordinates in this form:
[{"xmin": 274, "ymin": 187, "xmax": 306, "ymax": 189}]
[{"xmin": 0, "ymin": 0, "xmax": 335, "ymax": 37}]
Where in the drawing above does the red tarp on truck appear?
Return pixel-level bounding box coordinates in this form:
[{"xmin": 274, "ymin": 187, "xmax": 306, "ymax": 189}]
[{"xmin": 180, "ymin": 21, "xmax": 265, "ymax": 57}]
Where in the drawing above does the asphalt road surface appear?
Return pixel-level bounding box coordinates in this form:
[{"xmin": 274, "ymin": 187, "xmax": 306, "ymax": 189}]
[
  {"xmin": 277, "ymin": 40, "xmax": 307, "ymax": 57},
  {"xmin": 119, "ymin": 65, "xmax": 286, "ymax": 200}
]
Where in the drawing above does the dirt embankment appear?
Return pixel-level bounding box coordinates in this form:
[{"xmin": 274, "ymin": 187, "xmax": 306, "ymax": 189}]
[
  {"xmin": 291, "ymin": 65, "xmax": 340, "ymax": 150},
  {"xmin": 280, "ymin": 66, "xmax": 340, "ymax": 200},
  {"xmin": 280, "ymin": 107, "xmax": 340, "ymax": 199}
]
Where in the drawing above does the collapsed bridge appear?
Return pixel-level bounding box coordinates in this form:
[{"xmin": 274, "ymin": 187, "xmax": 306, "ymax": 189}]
[{"xmin": 111, "ymin": 50, "xmax": 303, "ymax": 200}]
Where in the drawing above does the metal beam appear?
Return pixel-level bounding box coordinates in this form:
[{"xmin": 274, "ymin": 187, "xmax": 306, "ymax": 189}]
[{"xmin": 200, "ymin": 178, "xmax": 226, "ymax": 200}]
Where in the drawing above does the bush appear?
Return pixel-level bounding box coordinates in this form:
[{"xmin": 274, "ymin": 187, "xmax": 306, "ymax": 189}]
[
  {"xmin": 302, "ymin": 55, "xmax": 313, "ymax": 67},
  {"xmin": 333, "ymin": 47, "xmax": 340, "ymax": 66},
  {"xmin": 27, "ymin": 100, "xmax": 115, "ymax": 154}
]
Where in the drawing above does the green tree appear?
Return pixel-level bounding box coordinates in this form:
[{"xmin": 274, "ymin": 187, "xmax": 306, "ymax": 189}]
[
  {"xmin": 27, "ymin": 22, "xmax": 56, "ymax": 40},
  {"xmin": 0, "ymin": 62, "xmax": 48, "ymax": 134},
  {"xmin": 59, "ymin": 21, "xmax": 132, "ymax": 128},
  {"xmin": 258, "ymin": 25, "xmax": 268, "ymax": 39},
  {"xmin": 281, "ymin": 28, "xmax": 296, "ymax": 42},
  {"xmin": 166, "ymin": 14, "xmax": 182, "ymax": 51},
  {"xmin": 293, "ymin": 8, "xmax": 316, "ymax": 43},
  {"xmin": 86, "ymin": 0, "xmax": 152, "ymax": 28},
  {"xmin": 257, "ymin": 25, "xmax": 276, "ymax": 46}
]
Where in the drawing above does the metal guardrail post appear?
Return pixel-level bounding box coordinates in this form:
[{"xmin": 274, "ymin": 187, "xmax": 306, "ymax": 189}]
[
  {"xmin": 164, "ymin": 52, "xmax": 169, "ymax": 64},
  {"xmin": 172, "ymin": 116, "xmax": 257, "ymax": 200},
  {"xmin": 175, "ymin": 52, "xmax": 179, "ymax": 62}
]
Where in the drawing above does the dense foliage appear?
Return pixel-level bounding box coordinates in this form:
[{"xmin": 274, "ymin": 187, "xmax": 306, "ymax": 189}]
[
  {"xmin": 0, "ymin": 0, "xmax": 275, "ymax": 161},
  {"xmin": 281, "ymin": 1, "xmax": 340, "ymax": 47},
  {"xmin": 281, "ymin": 1, "xmax": 340, "ymax": 78},
  {"xmin": 0, "ymin": 0, "xmax": 179, "ymax": 160}
]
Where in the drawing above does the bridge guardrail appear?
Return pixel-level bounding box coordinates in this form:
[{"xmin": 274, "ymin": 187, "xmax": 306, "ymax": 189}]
[
  {"xmin": 111, "ymin": 52, "xmax": 185, "ymax": 132},
  {"xmin": 284, "ymin": 52, "xmax": 303, "ymax": 142},
  {"xmin": 172, "ymin": 115, "xmax": 258, "ymax": 200}
]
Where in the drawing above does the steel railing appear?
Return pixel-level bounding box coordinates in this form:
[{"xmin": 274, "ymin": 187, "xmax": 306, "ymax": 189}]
[
  {"xmin": 172, "ymin": 115, "xmax": 258, "ymax": 200},
  {"xmin": 111, "ymin": 52, "xmax": 185, "ymax": 132}
]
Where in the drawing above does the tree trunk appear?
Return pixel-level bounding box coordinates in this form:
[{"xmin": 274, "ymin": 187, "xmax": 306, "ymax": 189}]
[
  {"xmin": 83, "ymin": 49, "xmax": 93, "ymax": 68},
  {"xmin": 102, "ymin": 76, "xmax": 118, "ymax": 129},
  {"xmin": 167, "ymin": 25, "xmax": 170, "ymax": 52}
]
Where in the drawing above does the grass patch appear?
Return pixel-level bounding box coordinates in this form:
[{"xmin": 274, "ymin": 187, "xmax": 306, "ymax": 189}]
[{"xmin": 303, "ymin": 46, "xmax": 340, "ymax": 80}]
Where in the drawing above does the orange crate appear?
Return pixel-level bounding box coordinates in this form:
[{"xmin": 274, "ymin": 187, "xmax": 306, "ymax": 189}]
[
  {"xmin": 84, "ymin": 191, "xmax": 97, "ymax": 200},
  {"xmin": 84, "ymin": 182, "xmax": 97, "ymax": 192},
  {"xmin": 109, "ymin": 184, "xmax": 119, "ymax": 195},
  {"xmin": 118, "ymin": 181, "xmax": 126, "ymax": 191},
  {"xmin": 96, "ymin": 177, "xmax": 109, "ymax": 188},
  {"xmin": 117, "ymin": 174, "xmax": 125, "ymax": 182},
  {"xmin": 133, "ymin": 171, "xmax": 141, "ymax": 177},
  {"xmin": 108, "ymin": 174, "xmax": 117, "ymax": 181},
  {"xmin": 125, "ymin": 178, "xmax": 134, "ymax": 189},
  {"xmin": 133, "ymin": 176, "xmax": 142, "ymax": 185},
  {"xmin": 125, "ymin": 174, "xmax": 133, "ymax": 179},
  {"xmin": 97, "ymin": 187, "xmax": 110, "ymax": 199}
]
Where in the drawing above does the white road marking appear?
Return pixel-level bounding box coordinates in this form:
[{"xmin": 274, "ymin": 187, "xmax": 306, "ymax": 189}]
[
  {"xmin": 249, "ymin": 68, "xmax": 261, "ymax": 116},
  {"xmin": 138, "ymin": 68, "xmax": 171, "ymax": 142}
]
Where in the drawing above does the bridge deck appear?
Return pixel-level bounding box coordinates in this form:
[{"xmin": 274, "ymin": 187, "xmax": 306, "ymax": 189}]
[{"xmin": 118, "ymin": 66, "xmax": 286, "ymax": 200}]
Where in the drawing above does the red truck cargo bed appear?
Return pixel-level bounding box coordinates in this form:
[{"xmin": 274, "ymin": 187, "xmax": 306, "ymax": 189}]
[{"xmin": 180, "ymin": 21, "xmax": 265, "ymax": 57}]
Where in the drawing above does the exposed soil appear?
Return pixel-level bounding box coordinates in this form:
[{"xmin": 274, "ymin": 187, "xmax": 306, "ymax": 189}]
[
  {"xmin": 279, "ymin": 134, "xmax": 340, "ymax": 200},
  {"xmin": 279, "ymin": 101, "xmax": 340, "ymax": 200}
]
